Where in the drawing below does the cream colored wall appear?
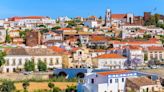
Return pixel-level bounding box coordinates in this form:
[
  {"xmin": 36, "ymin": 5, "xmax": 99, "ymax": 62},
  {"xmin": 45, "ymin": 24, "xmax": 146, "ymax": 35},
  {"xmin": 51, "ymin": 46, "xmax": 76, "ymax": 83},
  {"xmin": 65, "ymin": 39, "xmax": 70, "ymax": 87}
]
[{"xmin": 147, "ymin": 50, "xmax": 164, "ymax": 61}]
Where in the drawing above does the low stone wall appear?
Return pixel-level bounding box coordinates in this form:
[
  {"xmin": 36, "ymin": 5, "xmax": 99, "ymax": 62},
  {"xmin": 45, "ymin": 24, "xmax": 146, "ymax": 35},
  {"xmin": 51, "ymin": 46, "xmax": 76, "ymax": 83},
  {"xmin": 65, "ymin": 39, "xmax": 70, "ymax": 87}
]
[{"xmin": 0, "ymin": 73, "xmax": 50, "ymax": 81}]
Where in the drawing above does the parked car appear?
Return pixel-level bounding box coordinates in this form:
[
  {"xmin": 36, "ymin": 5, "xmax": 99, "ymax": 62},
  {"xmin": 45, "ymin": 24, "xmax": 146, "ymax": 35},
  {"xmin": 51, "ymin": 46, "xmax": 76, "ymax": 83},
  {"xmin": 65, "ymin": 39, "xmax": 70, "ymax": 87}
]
[
  {"xmin": 22, "ymin": 71, "xmax": 33, "ymax": 75},
  {"xmin": 150, "ymin": 66, "xmax": 157, "ymax": 69}
]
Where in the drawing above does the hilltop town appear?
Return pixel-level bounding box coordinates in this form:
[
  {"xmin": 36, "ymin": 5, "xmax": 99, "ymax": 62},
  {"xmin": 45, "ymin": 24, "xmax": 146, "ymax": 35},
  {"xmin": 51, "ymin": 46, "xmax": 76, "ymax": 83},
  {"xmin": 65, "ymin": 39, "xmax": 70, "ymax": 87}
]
[{"xmin": 0, "ymin": 9, "xmax": 164, "ymax": 92}]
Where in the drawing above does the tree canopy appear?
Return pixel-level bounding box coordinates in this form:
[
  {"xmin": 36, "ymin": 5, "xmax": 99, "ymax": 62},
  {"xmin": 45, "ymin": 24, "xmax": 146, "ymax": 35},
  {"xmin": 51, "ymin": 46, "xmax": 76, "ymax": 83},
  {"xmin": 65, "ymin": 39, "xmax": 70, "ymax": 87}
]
[
  {"xmin": 0, "ymin": 51, "xmax": 6, "ymax": 67},
  {"xmin": 37, "ymin": 60, "xmax": 47, "ymax": 71},
  {"xmin": 24, "ymin": 60, "xmax": 35, "ymax": 71}
]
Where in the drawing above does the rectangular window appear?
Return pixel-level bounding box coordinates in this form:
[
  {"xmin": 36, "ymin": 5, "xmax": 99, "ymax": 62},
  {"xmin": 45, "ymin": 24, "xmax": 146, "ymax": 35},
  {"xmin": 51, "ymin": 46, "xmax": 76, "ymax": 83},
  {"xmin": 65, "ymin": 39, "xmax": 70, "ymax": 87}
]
[
  {"xmin": 49, "ymin": 58, "xmax": 53, "ymax": 65},
  {"xmin": 115, "ymin": 79, "xmax": 118, "ymax": 83},
  {"xmin": 12, "ymin": 59, "xmax": 16, "ymax": 66},
  {"xmin": 6, "ymin": 59, "xmax": 9, "ymax": 66},
  {"xmin": 110, "ymin": 79, "xmax": 112, "ymax": 83},
  {"xmin": 56, "ymin": 58, "xmax": 59, "ymax": 65},
  {"xmin": 150, "ymin": 54, "xmax": 153, "ymax": 59},
  {"xmin": 19, "ymin": 59, "xmax": 22, "ymax": 65},
  {"xmin": 122, "ymin": 78, "xmax": 124, "ymax": 82},
  {"xmin": 155, "ymin": 54, "xmax": 158, "ymax": 59},
  {"xmin": 160, "ymin": 54, "xmax": 163, "ymax": 59}
]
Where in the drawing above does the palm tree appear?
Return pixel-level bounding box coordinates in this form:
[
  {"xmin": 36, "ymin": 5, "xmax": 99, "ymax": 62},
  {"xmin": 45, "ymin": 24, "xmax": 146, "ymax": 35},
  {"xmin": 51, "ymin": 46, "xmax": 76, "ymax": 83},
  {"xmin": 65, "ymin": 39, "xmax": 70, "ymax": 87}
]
[
  {"xmin": 22, "ymin": 80, "xmax": 30, "ymax": 92},
  {"xmin": 0, "ymin": 51, "xmax": 6, "ymax": 72}
]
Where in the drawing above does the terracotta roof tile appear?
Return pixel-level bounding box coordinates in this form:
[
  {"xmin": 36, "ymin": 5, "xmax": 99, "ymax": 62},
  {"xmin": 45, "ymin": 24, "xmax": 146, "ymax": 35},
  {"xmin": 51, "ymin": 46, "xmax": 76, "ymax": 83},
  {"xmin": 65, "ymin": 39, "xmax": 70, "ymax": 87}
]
[
  {"xmin": 96, "ymin": 53, "xmax": 126, "ymax": 59},
  {"xmin": 58, "ymin": 28, "xmax": 73, "ymax": 30},
  {"xmin": 147, "ymin": 46, "xmax": 164, "ymax": 51},
  {"xmin": 97, "ymin": 70, "xmax": 129, "ymax": 76},
  {"xmin": 111, "ymin": 14, "xmax": 127, "ymax": 19},
  {"xmin": 90, "ymin": 36, "xmax": 108, "ymax": 41},
  {"xmin": 49, "ymin": 46, "xmax": 65, "ymax": 53},
  {"xmin": 127, "ymin": 77, "xmax": 156, "ymax": 87}
]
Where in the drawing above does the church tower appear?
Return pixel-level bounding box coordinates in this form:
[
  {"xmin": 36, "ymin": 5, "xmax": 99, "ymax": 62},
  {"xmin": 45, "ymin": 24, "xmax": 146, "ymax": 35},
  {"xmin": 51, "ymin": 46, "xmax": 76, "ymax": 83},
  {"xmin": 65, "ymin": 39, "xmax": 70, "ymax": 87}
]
[{"xmin": 105, "ymin": 9, "xmax": 111, "ymax": 27}]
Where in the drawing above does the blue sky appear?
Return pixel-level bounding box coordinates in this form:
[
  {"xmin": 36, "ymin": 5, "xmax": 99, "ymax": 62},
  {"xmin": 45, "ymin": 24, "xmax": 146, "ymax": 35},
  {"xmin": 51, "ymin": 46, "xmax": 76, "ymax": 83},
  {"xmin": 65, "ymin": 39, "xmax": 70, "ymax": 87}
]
[{"xmin": 0, "ymin": 0, "xmax": 164, "ymax": 19}]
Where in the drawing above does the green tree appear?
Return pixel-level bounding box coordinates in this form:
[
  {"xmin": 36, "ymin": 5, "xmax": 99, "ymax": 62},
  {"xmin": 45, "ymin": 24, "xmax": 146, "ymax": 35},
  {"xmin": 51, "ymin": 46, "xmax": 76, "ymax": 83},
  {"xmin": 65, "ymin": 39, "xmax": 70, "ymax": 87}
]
[
  {"xmin": 99, "ymin": 16, "xmax": 102, "ymax": 20},
  {"xmin": 66, "ymin": 21, "xmax": 77, "ymax": 28},
  {"xmin": 76, "ymin": 39, "xmax": 82, "ymax": 47},
  {"xmin": 37, "ymin": 25, "xmax": 47, "ymax": 28},
  {"xmin": 0, "ymin": 51, "xmax": 6, "ymax": 67},
  {"xmin": 144, "ymin": 15, "xmax": 156, "ymax": 26},
  {"xmin": 75, "ymin": 27, "xmax": 81, "ymax": 31},
  {"xmin": 65, "ymin": 85, "xmax": 77, "ymax": 92},
  {"xmin": 19, "ymin": 31, "xmax": 26, "ymax": 40},
  {"xmin": 154, "ymin": 14, "xmax": 160, "ymax": 24},
  {"xmin": 37, "ymin": 60, "xmax": 47, "ymax": 71},
  {"xmin": 48, "ymin": 82, "xmax": 54, "ymax": 91},
  {"xmin": 51, "ymin": 26, "xmax": 61, "ymax": 30},
  {"xmin": 5, "ymin": 34, "xmax": 11, "ymax": 43},
  {"xmin": 0, "ymin": 80, "xmax": 16, "ymax": 92},
  {"xmin": 22, "ymin": 80, "xmax": 30, "ymax": 92},
  {"xmin": 143, "ymin": 34, "xmax": 151, "ymax": 39},
  {"xmin": 40, "ymin": 29, "xmax": 49, "ymax": 34},
  {"xmin": 52, "ymin": 87, "xmax": 61, "ymax": 92},
  {"xmin": 24, "ymin": 60, "xmax": 35, "ymax": 71}
]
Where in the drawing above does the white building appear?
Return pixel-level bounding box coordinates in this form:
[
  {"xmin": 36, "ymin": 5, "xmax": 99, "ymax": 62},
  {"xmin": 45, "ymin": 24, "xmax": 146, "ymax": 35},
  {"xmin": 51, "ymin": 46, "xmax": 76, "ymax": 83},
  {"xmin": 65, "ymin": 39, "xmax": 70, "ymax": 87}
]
[
  {"xmin": 57, "ymin": 16, "xmax": 71, "ymax": 22},
  {"xmin": 94, "ymin": 54, "xmax": 127, "ymax": 69},
  {"xmin": 0, "ymin": 27, "xmax": 6, "ymax": 43},
  {"xmin": 112, "ymin": 38, "xmax": 163, "ymax": 48},
  {"xmin": 83, "ymin": 21, "xmax": 98, "ymax": 28},
  {"xmin": 6, "ymin": 16, "xmax": 56, "ymax": 29},
  {"xmin": 78, "ymin": 70, "xmax": 138, "ymax": 92},
  {"xmin": 3, "ymin": 48, "xmax": 63, "ymax": 73},
  {"xmin": 108, "ymin": 46, "xmax": 144, "ymax": 65},
  {"xmin": 0, "ymin": 20, "xmax": 4, "ymax": 26},
  {"xmin": 78, "ymin": 70, "xmax": 161, "ymax": 92}
]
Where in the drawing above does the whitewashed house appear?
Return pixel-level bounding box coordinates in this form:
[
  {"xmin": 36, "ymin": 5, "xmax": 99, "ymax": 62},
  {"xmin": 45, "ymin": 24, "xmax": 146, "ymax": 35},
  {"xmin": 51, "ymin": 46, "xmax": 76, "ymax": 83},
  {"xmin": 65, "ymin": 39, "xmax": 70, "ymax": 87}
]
[
  {"xmin": 78, "ymin": 70, "xmax": 137, "ymax": 92},
  {"xmin": 78, "ymin": 70, "xmax": 161, "ymax": 92},
  {"xmin": 83, "ymin": 21, "xmax": 98, "ymax": 28}
]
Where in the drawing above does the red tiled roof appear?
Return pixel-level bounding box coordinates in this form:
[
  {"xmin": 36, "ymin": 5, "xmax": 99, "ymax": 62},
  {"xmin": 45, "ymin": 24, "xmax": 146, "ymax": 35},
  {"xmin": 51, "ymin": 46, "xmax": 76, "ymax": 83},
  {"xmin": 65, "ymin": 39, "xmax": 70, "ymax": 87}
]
[
  {"xmin": 128, "ymin": 45, "xmax": 142, "ymax": 50},
  {"xmin": 113, "ymin": 38, "xmax": 159, "ymax": 45},
  {"xmin": 58, "ymin": 28, "xmax": 73, "ymax": 30},
  {"xmin": 90, "ymin": 36, "xmax": 108, "ymax": 41},
  {"xmin": 97, "ymin": 70, "xmax": 129, "ymax": 76},
  {"xmin": 138, "ymin": 30, "xmax": 145, "ymax": 33},
  {"xmin": 127, "ymin": 77, "xmax": 156, "ymax": 87},
  {"xmin": 49, "ymin": 46, "xmax": 65, "ymax": 53},
  {"xmin": 72, "ymin": 47, "xmax": 79, "ymax": 52},
  {"xmin": 111, "ymin": 14, "xmax": 127, "ymax": 19},
  {"xmin": 96, "ymin": 53, "xmax": 126, "ymax": 59},
  {"xmin": 94, "ymin": 49, "xmax": 106, "ymax": 52},
  {"xmin": 147, "ymin": 46, "xmax": 164, "ymax": 51},
  {"xmin": 11, "ymin": 16, "xmax": 47, "ymax": 21},
  {"xmin": 89, "ymin": 16, "xmax": 97, "ymax": 19}
]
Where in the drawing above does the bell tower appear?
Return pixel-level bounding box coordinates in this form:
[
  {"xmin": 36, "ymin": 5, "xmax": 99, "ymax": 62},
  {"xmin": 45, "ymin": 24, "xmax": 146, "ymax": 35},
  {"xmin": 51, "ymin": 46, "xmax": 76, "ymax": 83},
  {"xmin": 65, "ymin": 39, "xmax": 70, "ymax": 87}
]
[{"xmin": 105, "ymin": 9, "xmax": 111, "ymax": 27}]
